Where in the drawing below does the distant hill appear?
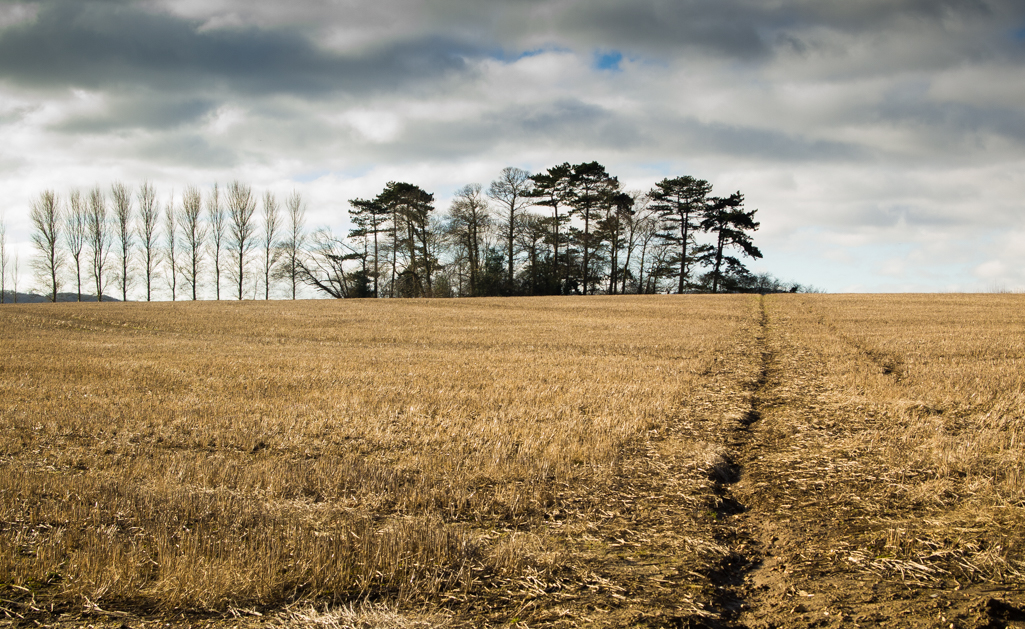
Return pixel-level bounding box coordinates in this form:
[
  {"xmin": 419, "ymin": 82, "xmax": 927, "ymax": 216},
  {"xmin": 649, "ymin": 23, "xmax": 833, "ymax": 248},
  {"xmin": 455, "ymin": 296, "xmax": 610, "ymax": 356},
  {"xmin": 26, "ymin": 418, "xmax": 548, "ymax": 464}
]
[{"xmin": 0, "ymin": 292, "xmax": 121, "ymax": 304}]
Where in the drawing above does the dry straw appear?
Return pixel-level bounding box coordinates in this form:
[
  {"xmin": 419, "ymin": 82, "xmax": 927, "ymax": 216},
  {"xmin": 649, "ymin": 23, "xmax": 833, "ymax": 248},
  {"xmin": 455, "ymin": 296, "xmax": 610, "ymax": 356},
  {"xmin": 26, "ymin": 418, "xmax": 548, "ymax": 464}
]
[{"xmin": 0, "ymin": 296, "xmax": 751, "ymax": 612}]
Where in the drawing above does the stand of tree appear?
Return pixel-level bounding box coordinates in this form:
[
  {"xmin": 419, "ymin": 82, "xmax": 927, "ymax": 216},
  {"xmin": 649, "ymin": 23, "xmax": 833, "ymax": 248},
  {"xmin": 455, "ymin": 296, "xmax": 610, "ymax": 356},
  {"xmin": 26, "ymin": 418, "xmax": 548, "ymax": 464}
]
[{"xmin": 5, "ymin": 166, "xmax": 814, "ymax": 303}]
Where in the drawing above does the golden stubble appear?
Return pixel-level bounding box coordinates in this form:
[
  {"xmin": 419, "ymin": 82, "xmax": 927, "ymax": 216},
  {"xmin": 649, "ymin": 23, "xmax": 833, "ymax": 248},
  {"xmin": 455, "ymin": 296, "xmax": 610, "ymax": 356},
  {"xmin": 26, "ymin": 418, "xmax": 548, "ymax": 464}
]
[
  {"xmin": 759, "ymin": 293, "xmax": 1025, "ymax": 586},
  {"xmin": 0, "ymin": 296, "xmax": 754, "ymax": 610}
]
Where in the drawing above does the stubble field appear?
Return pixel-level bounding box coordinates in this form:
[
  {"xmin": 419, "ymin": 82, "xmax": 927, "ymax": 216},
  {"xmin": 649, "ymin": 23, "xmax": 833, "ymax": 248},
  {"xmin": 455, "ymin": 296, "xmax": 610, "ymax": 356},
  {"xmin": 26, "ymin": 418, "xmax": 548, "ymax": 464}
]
[{"xmin": 0, "ymin": 294, "xmax": 1023, "ymax": 628}]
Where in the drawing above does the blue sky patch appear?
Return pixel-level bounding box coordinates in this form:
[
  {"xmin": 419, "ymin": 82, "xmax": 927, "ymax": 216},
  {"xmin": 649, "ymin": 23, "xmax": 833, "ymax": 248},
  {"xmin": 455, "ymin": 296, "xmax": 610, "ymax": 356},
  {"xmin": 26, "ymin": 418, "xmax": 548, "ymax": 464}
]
[{"xmin": 594, "ymin": 50, "xmax": 623, "ymax": 72}]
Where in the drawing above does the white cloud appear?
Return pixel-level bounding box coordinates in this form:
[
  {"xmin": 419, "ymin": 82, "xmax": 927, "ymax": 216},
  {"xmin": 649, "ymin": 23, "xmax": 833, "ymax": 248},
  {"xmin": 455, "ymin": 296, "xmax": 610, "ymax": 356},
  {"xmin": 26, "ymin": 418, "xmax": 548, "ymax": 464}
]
[{"xmin": 0, "ymin": 3, "xmax": 36, "ymax": 30}]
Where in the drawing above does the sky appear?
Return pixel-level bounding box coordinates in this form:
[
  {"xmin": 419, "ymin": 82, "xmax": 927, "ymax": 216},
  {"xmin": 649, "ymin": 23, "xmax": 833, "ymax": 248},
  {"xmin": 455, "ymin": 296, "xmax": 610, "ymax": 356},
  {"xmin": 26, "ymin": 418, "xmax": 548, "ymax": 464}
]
[{"xmin": 0, "ymin": 0, "xmax": 1023, "ymax": 295}]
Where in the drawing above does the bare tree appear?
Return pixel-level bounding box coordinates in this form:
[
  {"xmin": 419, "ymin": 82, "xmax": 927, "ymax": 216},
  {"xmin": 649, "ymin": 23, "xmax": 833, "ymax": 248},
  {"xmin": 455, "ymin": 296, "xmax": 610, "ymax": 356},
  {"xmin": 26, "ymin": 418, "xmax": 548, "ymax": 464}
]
[
  {"xmin": 619, "ymin": 192, "xmax": 653, "ymax": 294},
  {"xmin": 64, "ymin": 191, "xmax": 88, "ymax": 301},
  {"xmin": 645, "ymin": 238, "xmax": 675, "ymax": 295},
  {"xmin": 30, "ymin": 190, "xmax": 63, "ymax": 302},
  {"xmin": 181, "ymin": 186, "xmax": 206, "ymax": 300},
  {"xmin": 138, "ymin": 182, "xmax": 159, "ymax": 302},
  {"xmin": 87, "ymin": 187, "xmax": 111, "ymax": 302},
  {"xmin": 0, "ymin": 213, "xmax": 7, "ymax": 303},
  {"xmin": 11, "ymin": 251, "xmax": 19, "ymax": 303},
  {"xmin": 488, "ymin": 167, "xmax": 532, "ymax": 289},
  {"xmin": 274, "ymin": 190, "xmax": 307, "ymax": 300},
  {"xmin": 226, "ymin": 181, "xmax": 257, "ymax": 300},
  {"xmin": 635, "ymin": 210, "xmax": 661, "ymax": 294},
  {"xmin": 164, "ymin": 192, "xmax": 179, "ymax": 301},
  {"xmin": 447, "ymin": 183, "xmax": 492, "ymax": 297},
  {"xmin": 261, "ymin": 191, "xmax": 282, "ymax": 300},
  {"xmin": 111, "ymin": 182, "xmax": 134, "ymax": 301},
  {"xmin": 207, "ymin": 183, "xmax": 225, "ymax": 300},
  {"xmin": 295, "ymin": 228, "xmax": 362, "ymax": 298},
  {"xmin": 514, "ymin": 212, "xmax": 549, "ymax": 296}
]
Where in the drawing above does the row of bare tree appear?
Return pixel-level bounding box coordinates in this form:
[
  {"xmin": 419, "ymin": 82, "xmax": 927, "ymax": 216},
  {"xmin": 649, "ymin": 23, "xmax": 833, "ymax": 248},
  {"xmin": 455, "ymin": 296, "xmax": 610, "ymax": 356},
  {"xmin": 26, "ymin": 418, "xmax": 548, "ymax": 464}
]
[
  {"xmin": 3, "ymin": 163, "xmax": 789, "ymax": 303},
  {"xmin": 2, "ymin": 181, "xmax": 305, "ymax": 303}
]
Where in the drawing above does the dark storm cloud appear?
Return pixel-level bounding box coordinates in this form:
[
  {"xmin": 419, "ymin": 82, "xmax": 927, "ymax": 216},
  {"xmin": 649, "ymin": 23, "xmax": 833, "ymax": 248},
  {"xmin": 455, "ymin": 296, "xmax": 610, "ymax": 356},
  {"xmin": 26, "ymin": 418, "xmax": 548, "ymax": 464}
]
[
  {"xmin": 876, "ymin": 86, "xmax": 1025, "ymax": 146},
  {"xmin": 0, "ymin": 1, "xmax": 477, "ymax": 95},
  {"xmin": 552, "ymin": 0, "xmax": 769, "ymax": 59},
  {"xmin": 794, "ymin": 0, "xmax": 994, "ymax": 32},
  {"xmin": 541, "ymin": 0, "xmax": 1019, "ymax": 60},
  {"xmin": 489, "ymin": 104, "xmax": 865, "ymax": 163},
  {"xmin": 671, "ymin": 118, "xmax": 870, "ymax": 162},
  {"xmin": 2, "ymin": 0, "xmax": 1020, "ymax": 104},
  {"xmin": 344, "ymin": 99, "xmax": 865, "ymax": 166},
  {"xmin": 55, "ymin": 95, "xmax": 217, "ymax": 133},
  {"xmin": 338, "ymin": 99, "xmax": 648, "ymax": 163},
  {"xmin": 507, "ymin": 99, "xmax": 644, "ymax": 147},
  {"xmin": 134, "ymin": 133, "xmax": 237, "ymax": 168},
  {"xmin": 424, "ymin": 0, "xmax": 1015, "ymax": 61}
]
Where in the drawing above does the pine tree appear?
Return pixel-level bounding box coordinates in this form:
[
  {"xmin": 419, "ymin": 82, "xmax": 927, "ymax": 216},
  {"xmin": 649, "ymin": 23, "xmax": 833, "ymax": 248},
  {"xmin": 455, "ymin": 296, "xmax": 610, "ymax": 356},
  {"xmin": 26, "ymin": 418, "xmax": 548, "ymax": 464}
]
[{"xmin": 649, "ymin": 176, "xmax": 712, "ymax": 294}]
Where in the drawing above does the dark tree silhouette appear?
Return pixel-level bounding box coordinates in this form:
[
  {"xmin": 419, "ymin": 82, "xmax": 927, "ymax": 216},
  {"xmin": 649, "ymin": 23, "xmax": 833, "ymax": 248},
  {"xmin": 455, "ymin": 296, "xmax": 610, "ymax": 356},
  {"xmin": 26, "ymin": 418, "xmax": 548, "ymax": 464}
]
[
  {"xmin": 348, "ymin": 195, "xmax": 388, "ymax": 297},
  {"xmin": 568, "ymin": 162, "xmax": 617, "ymax": 295},
  {"xmin": 649, "ymin": 176, "xmax": 712, "ymax": 294},
  {"xmin": 380, "ymin": 182, "xmax": 437, "ymax": 297},
  {"xmin": 528, "ymin": 163, "xmax": 573, "ymax": 293},
  {"xmin": 597, "ymin": 188, "xmax": 634, "ymax": 295},
  {"xmin": 700, "ymin": 192, "xmax": 762, "ymax": 293}
]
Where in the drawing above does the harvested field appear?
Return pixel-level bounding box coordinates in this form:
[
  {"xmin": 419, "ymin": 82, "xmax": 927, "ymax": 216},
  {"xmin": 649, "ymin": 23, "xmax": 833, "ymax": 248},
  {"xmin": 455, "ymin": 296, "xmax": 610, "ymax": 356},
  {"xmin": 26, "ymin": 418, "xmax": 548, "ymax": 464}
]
[{"xmin": 0, "ymin": 294, "xmax": 1023, "ymax": 628}]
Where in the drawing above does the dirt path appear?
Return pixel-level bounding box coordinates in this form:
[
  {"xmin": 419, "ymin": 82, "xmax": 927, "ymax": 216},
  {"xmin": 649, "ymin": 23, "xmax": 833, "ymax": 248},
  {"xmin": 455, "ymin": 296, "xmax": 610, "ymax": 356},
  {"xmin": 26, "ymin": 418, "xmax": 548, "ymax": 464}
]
[{"xmin": 682, "ymin": 294, "xmax": 772, "ymax": 627}]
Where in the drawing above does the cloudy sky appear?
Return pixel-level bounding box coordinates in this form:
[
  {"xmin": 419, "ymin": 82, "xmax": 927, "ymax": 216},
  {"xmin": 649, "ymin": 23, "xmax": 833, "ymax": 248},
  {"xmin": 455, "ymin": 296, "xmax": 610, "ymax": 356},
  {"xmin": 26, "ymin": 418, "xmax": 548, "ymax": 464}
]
[{"xmin": 1, "ymin": 0, "xmax": 1023, "ymax": 294}]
